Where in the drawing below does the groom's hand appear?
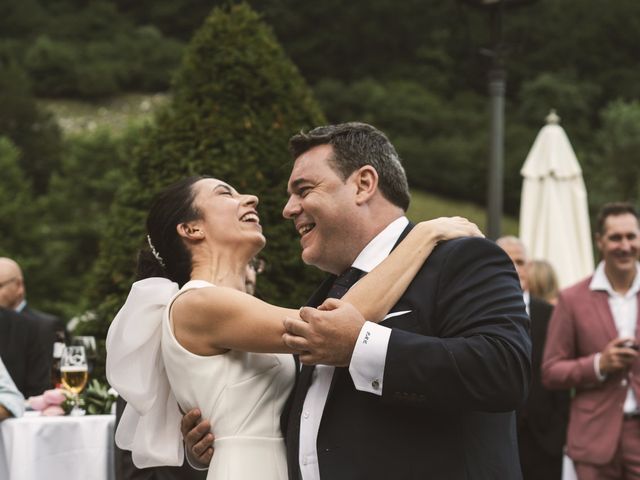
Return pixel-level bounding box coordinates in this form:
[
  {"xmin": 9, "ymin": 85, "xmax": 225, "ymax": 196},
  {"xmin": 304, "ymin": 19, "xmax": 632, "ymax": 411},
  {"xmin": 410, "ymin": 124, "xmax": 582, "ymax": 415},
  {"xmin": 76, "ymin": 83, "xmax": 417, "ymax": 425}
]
[
  {"xmin": 282, "ymin": 299, "xmax": 365, "ymax": 366},
  {"xmin": 181, "ymin": 408, "xmax": 214, "ymax": 468}
]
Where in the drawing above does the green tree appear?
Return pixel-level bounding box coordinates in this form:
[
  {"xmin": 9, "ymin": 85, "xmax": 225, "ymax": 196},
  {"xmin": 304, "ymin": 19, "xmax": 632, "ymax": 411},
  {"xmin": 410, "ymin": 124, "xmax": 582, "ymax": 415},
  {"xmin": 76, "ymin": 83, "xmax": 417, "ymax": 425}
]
[
  {"xmin": 515, "ymin": 73, "xmax": 601, "ymax": 150},
  {"xmin": 86, "ymin": 3, "xmax": 325, "ymax": 351},
  {"xmin": 24, "ymin": 35, "xmax": 79, "ymax": 96},
  {"xmin": 0, "ymin": 138, "xmax": 34, "ymax": 251},
  {"xmin": 0, "ymin": 61, "xmax": 63, "ymax": 194},
  {"xmin": 34, "ymin": 128, "xmax": 137, "ymax": 318},
  {"xmin": 315, "ymin": 78, "xmax": 489, "ymax": 205},
  {"xmin": 590, "ymin": 100, "xmax": 640, "ymax": 203},
  {"xmin": 0, "ymin": 137, "xmax": 44, "ymax": 299}
]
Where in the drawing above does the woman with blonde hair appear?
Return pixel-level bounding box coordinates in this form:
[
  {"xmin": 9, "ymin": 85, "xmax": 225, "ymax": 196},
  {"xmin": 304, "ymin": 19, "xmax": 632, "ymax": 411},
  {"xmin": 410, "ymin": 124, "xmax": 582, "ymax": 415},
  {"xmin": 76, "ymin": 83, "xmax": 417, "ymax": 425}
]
[{"xmin": 528, "ymin": 259, "xmax": 560, "ymax": 305}]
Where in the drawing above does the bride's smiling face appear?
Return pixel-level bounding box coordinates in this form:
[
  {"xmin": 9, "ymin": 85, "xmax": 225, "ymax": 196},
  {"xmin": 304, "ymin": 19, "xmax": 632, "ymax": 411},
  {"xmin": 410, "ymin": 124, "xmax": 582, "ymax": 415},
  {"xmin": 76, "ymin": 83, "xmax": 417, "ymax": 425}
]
[{"xmin": 188, "ymin": 178, "xmax": 266, "ymax": 253}]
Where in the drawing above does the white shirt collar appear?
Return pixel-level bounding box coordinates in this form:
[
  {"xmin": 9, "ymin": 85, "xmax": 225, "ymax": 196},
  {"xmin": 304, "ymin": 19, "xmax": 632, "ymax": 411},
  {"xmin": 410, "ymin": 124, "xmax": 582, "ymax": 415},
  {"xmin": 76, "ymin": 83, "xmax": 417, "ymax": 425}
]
[
  {"xmin": 590, "ymin": 261, "xmax": 640, "ymax": 298},
  {"xmin": 15, "ymin": 300, "xmax": 27, "ymax": 313},
  {"xmin": 523, "ymin": 290, "xmax": 530, "ymax": 309},
  {"xmin": 351, "ymin": 216, "xmax": 409, "ymax": 273}
]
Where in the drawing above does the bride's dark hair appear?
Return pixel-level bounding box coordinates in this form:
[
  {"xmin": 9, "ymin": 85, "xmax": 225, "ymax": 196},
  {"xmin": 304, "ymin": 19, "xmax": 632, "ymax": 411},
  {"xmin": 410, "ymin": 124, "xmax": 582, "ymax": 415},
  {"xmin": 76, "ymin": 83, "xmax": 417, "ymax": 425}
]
[{"xmin": 136, "ymin": 176, "xmax": 211, "ymax": 287}]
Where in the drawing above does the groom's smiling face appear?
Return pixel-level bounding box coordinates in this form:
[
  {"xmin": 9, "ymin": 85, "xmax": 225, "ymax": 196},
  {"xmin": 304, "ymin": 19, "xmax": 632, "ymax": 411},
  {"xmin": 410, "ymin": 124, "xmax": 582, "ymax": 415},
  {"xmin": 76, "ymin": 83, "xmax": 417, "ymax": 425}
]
[{"xmin": 283, "ymin": 144, "xmax": 363, "ymax": 275}]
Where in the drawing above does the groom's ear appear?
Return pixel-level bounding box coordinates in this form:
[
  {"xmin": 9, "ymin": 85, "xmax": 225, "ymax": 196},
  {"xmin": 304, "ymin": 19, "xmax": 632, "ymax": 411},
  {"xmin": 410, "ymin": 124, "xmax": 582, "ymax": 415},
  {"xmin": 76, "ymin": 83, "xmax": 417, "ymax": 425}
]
[
  {"xmin": 353, "ymin": 165, "xmax": 378, "ymax": 205},
  {"xmin": 176, "ymin": 221, "xmax": 205, "ymax": 241}
]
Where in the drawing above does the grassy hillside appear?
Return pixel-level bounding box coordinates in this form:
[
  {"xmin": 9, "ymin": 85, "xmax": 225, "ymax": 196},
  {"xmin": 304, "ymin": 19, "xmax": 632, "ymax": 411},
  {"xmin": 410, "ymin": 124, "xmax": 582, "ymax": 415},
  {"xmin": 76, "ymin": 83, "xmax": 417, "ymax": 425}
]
[
  {"xmin": 407, "ymin": 189, "xmax": 519, "ymax": 236},
  {"xmin": 40, "ymin": 94, "xmax": 169, "ymax": 135},
  {"xmin": 40, "ymin": 94, "xmax": 519, "ymax": 236}
]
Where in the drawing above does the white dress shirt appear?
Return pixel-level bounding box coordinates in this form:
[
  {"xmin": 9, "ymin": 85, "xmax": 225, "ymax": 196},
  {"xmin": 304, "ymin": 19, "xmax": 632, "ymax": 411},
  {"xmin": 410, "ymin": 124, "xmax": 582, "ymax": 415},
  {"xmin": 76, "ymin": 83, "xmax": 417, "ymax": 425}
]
[
  {"xmin": 523, "ymin": 290, "xmax": 530, "ymax": 316},
  {"xmin": 15, "ymin": 299, "xmax": 26, "ymax": 313},
  {"xmin": 298, "ymin": 216, "xmax": 409, "ymax": 480},
  {"xmin": 590, "ymin": 261, "xmax": 640, "ymax": 414}
]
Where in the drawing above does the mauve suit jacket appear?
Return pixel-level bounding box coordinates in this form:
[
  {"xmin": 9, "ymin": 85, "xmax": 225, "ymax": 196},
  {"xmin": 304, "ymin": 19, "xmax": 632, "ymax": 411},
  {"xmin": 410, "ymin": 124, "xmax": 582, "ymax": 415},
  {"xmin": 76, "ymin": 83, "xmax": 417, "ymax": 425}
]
[{"xmin": 542, "ymin": 276, "xmax": 640, "ymax": 465}]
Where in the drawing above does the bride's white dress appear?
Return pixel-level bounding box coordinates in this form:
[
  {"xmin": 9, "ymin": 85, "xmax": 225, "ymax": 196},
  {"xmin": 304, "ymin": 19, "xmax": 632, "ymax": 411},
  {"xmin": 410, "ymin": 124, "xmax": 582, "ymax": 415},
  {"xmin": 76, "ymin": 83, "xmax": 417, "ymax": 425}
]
[{"xmin": 162, "ymin": 280, "xmax": 295, "ymax": 480}]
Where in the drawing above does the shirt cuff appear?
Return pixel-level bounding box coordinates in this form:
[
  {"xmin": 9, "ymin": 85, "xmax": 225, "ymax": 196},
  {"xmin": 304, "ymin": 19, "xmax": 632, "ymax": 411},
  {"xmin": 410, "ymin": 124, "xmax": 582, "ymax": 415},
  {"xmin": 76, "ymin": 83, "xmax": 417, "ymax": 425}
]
[
  {"xmin": 594, "ymin": 353, "xmax": 607, "ymax": 381},
  {"xmin": 349, "ymin": 321, "xmax": 391, "ymax": 396}
]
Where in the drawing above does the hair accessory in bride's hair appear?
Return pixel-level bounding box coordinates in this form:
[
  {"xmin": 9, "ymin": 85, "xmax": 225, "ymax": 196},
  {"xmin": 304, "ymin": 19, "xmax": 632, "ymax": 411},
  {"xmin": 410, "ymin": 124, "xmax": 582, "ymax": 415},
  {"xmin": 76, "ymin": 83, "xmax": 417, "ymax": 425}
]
[{"xmin": 147, "ymin": 235, "xmax": 166, "ymax": 268}]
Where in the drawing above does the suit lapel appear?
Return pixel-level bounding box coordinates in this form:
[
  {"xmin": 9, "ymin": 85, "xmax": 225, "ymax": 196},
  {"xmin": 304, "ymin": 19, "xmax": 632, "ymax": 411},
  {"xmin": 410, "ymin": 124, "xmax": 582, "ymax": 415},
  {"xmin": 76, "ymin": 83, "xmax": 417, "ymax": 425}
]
[
  {"xmin": 636, "ymin": 289, "xmax": 640, "ymax": 345},
  {"xmin": 306, "ymin": 275, "xmax": 336, "ymax": 308},
  {"xmin": 393, "ymin": 222, "xmax": 413, "ymax": 249},
  {"xmin": 592, "ymin": 290, "xmax": 619, "ymax": 340}
]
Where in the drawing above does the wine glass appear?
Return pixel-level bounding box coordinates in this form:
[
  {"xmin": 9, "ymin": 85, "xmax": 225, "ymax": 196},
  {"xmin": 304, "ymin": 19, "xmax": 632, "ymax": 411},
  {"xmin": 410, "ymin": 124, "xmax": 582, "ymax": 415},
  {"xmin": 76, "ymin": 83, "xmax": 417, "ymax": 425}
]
[
  {"xmin": 71, "ymin": 336, "xmax": 97, "ymax": 374},
  {"xmin": 60, "ymin": 346, "xmax": 89, "ymax": 413}
]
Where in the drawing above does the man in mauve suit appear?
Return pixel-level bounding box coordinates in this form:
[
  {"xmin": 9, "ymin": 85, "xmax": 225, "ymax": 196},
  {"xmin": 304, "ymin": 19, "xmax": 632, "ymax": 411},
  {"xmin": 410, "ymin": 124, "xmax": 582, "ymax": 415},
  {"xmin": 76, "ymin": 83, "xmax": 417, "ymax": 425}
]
[
  {"xmin": 183, "ymin": 123, "xmax": 531, "ymax": 479},
  {"xmin": 543, "ymin": 202, "xmax": 640, "ymax": 479},
  {"xmin": 497, "ymin": 236, "xmax": 569, "ymax": 480}
]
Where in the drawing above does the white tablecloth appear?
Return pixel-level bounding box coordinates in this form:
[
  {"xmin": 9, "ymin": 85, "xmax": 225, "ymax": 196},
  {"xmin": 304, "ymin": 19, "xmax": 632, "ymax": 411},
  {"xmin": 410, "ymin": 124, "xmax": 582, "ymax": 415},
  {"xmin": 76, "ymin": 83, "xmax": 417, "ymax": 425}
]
[{"xmin": 0, "ymin": 412, "xmax": 115, "ymax": 480}]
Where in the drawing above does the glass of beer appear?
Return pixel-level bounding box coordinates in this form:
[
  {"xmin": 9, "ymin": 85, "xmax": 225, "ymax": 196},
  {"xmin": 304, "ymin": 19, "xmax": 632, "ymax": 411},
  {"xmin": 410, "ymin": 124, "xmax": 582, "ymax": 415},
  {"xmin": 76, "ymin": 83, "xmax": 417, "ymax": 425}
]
[
  {"xmin": 71, "ymin": 336, "xmax": 97, "ymax": 374},
  {"xmin": 60, "ymin": 346, "xmax": 89, "ymax": 411}
]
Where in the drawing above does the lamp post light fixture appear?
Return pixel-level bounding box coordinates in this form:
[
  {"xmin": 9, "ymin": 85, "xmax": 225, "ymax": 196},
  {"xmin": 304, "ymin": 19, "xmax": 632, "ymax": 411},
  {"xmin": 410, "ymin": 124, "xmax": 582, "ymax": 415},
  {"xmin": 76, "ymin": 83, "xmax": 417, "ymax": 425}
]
[{"xmin": 461, "ymin": 0, "xmax": 536, "ymax": 240}]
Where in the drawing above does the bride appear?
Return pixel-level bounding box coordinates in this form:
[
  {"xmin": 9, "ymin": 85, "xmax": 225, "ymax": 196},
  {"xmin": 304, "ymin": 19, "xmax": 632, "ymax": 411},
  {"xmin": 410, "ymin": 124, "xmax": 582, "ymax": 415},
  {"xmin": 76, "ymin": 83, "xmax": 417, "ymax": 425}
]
[{"xmin": 106, "ymin": 175, "xmax": 481, "ymax": 480}]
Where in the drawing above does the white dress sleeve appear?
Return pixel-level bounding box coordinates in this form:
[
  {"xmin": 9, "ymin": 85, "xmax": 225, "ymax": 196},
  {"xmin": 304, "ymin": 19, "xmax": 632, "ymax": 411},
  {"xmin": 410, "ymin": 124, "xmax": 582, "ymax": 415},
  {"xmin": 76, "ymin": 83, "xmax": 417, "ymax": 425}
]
[{"xmin": 106, "ymin": 277, "xmax": 184, "ymax": 468}]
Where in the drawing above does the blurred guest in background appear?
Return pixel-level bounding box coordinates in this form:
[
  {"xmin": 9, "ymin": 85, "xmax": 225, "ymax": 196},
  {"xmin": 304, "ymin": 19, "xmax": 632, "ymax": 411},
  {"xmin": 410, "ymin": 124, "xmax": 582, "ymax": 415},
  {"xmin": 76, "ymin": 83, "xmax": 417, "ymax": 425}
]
[
  {"xmin": 497, "ymin": 236, "xmax": 569, "ymax": 480},
  {"xmin": 0, "ymin": 355, "xmax": 24, "ymax": 421},
  {"xmin": 244, "ymin": 257, "xmax": 265, "ymax": 296},
  {"xmin": 0, "ymin": 306, "xmax": 50, "ymax": 397},
  {"xmin": 0, "ymin": 257, "xmax": 67, "ymax": 356},
  {"xmin": 543, "ymin": 202, "xmax": 640, "ymax": 479},
  {"xmin": 529, "ymin": 259, "xmax": 560, "ymax": 305}
]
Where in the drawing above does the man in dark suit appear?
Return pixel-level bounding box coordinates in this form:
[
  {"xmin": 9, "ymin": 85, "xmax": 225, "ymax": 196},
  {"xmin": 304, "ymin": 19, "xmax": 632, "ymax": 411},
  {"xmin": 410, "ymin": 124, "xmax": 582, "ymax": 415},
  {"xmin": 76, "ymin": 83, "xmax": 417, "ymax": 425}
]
[
  {"xmin": 0, "ymin": 307, "xmax": 50, "ymax": 397},
  {"xmin": 497, "ymin": 236, "xmax": 569, "ymax": 480},
  {"xmin": 184, "ymin": 123, "xmax": 531, "ymax": 479},
  {"xmin": 0, "ymin": 257, "xmax": 67, "ymax": 384}
]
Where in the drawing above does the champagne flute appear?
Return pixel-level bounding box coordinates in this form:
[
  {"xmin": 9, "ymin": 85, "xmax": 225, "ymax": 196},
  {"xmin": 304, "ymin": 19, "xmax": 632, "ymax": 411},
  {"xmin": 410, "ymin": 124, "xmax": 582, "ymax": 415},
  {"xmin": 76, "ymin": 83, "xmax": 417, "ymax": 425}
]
[{"xmin": 60, "ymin": 346, "xmax": 89, "ymax": 412}]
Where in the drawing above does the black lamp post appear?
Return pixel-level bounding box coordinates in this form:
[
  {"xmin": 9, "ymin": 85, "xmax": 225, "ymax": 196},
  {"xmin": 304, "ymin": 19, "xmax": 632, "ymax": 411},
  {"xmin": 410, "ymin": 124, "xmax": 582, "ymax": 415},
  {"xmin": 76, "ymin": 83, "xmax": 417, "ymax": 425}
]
[{"xmin": 461, "ymin": 0, "xmax": 536, "ymax": 240}]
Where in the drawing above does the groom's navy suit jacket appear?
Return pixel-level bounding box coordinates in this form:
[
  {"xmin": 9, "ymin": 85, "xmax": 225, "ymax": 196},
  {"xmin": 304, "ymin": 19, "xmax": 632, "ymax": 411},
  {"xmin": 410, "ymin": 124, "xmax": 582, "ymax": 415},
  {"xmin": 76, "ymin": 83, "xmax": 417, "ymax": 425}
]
[{"xmin": 284, "ymin": 225, "xmax": 532, "ymax": 480}]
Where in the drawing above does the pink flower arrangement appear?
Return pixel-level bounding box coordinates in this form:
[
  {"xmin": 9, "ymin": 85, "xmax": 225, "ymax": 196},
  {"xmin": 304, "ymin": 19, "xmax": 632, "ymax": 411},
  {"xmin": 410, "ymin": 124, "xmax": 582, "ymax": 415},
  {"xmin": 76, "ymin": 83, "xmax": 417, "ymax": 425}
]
[{"xmin": 28, "ymin": 389, "xmax": 74, "ymax": 416}]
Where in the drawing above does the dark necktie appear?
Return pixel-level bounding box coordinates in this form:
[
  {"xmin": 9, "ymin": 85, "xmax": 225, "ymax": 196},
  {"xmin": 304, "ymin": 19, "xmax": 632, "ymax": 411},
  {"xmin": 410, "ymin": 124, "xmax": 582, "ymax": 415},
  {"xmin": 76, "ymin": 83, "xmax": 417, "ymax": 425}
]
[
  {"xmin": 326, "ymin": 266, "xmax": 365, "ymax": 300},
  {"xmin": 285, "ymin": 266, "xmax": 366, "ymax": 478}
]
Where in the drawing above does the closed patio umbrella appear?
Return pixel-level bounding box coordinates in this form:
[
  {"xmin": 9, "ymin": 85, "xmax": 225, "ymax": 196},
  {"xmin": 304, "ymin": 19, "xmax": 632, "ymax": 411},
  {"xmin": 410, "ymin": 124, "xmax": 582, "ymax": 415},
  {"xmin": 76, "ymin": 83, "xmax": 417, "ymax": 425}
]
[{"xmin": 519, "ymin": 110, "xmax": 594, "ymax": 289}]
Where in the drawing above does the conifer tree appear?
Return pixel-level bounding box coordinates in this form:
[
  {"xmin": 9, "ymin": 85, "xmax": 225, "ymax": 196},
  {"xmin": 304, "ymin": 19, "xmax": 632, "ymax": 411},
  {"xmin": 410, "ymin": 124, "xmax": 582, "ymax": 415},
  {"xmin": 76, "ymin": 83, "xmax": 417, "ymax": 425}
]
[
  {"xmin": 85, "ymin": 3, "xmax": 325, "ymax": 347},
  {"xmin": 0, "ymin": 137, "xmax": 43, "ymax": 293}
]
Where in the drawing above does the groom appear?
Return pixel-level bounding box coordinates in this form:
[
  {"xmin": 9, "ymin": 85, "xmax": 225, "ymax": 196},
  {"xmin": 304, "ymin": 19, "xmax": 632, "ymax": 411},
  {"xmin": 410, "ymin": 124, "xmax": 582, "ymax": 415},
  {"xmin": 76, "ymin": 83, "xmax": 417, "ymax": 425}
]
[{"xmin": 183, "ymin": 122, "xmax": 531, "ymax": 479}]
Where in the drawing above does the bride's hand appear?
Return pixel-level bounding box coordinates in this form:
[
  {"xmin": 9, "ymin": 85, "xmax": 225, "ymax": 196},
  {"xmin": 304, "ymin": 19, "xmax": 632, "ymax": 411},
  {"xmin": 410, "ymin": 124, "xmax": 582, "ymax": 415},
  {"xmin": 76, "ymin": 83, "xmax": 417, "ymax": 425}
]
[{"xmin": 417, "ymin": 216, "xmax": 484, "ymax": 243}]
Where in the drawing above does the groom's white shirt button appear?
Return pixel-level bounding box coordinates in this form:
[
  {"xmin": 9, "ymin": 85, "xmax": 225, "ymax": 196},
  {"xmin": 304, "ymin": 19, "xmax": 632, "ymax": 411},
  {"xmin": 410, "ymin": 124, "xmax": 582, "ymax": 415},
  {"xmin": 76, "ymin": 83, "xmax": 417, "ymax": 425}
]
[{"xmin": 299, "ymin": 217, "xmax": 409, "ymax": 480}]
